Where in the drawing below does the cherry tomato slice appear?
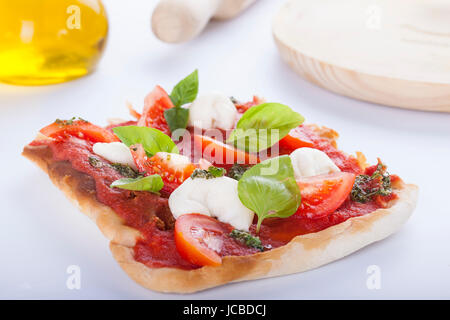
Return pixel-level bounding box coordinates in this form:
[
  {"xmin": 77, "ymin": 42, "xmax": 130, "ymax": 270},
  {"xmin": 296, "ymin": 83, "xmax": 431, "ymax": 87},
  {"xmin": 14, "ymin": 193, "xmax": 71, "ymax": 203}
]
[
  {"xmin": 137, "ymin": 85, "xmax": 174, "ymax": 135},
  {"xmin": 130, "ymin": 144, "xmax": 195, "ymax": 194},
  {"xmin": 40, "ymin": 120, "xmax": 120, "ymax": 143},
  {"xmin": 296, "ymin": 172, "xmax": 356, "ymax": 219},
  {"xmin": 193, "ymin": 134, "xmax": 259, "ymax": 166},
  {"xmin": 279, "ymin": 126, "xmax": 315, "ymax": 151},
  {"xmin": 260, "ymin": 172, "xmax": 356, "ymax": 242},
  {"xmin": 174, "ymin": 214, "xmax": 227, "ymax": 267}
]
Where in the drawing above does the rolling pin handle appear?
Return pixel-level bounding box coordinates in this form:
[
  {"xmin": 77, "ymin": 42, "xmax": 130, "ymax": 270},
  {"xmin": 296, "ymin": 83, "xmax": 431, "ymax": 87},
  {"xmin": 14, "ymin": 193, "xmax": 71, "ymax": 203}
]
[{"xmin": 152, "ymin": 0, "xmax": 222, "ymax": 43}]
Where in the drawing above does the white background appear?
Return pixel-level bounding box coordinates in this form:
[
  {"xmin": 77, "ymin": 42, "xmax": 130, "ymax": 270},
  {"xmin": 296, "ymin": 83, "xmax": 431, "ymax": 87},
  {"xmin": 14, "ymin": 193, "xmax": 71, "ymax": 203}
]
[{"xmin": 1, "ymin": 0, "xmax": 449, "ymax": 299}]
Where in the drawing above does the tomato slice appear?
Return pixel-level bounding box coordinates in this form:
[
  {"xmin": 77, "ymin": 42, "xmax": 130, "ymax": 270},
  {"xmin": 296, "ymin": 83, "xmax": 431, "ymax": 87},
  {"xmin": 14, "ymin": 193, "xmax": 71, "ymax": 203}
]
[
  {"xmin": 137, "ymin": 85, "xmax": 174, "ymax": 135},
  {"xmin": 40, "ymin": 120, "xmax": 120, "ymax": 143},
  {"xmin": 130, "ymin": 144, "xmax": 195, "ymax": 194},
  {"xmin": 193, "ymin": 134, "xmax": 259, "ymax": 166},
  {"xmin": 174, "ymin": 214, "xmax": 227, "ymax": 267},
  {"xmin": 296, "ymin": 172, "xmax": 356, "ymax": 219},
  {"xmin": 259, "ymin": 172, "xmax": 356, "ymax": 243},
  {"xmin": 235, "ymin": 96, "xmax": 263, "ymax": 113},
  {"xmin": 279, "ymin": 126, "xmax": 315, "ymax": 151}
]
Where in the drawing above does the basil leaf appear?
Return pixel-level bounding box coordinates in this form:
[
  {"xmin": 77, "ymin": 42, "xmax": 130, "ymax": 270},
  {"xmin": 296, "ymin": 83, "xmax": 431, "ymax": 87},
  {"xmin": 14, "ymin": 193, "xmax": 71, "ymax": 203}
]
[
  {"xmin": 227, "ymin": 103, "xmax": 304, "ymax": 152},
  {"xmin": 113, "ymin": 126, "xmax": 179, "ymax": 156},
  {"xmin": 238, "ymin": 155, "xmax": 301, "ymax": 232},
  {"xmin": 110, "ymin": 175, "xmax": 164, "ymax": 193},
  {"xmin": 163, "ymin": 70, "xmax": 198, "ymax": 133},
  {"xmin": 164, "ymin": 106, "xmax": 189, "ymax": 133},
  {"xmin": 169, "ymin": 69, "xmax": 199, "ymax": 108}
]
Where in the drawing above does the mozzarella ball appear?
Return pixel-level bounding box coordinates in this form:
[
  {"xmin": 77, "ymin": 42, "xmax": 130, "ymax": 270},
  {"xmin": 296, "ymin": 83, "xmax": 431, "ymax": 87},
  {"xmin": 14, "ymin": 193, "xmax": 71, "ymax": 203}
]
[
  {"xmin": 93, "ymin": 142, "xmax": 137, "ymax": 170},
  {"xmin": 155, "ymin": 152, "xmax": 191, "ymax": 170},
  {"xmin": 188, "ymin": 92, "xmax": 237, "ymax": 130},
  {"xmin": 169, "ymin": 176, "xmax": 254, "ymax": 231},
  {"xmin": 289, "ymin": 147, "xmax": 340, "ymax": 179}
]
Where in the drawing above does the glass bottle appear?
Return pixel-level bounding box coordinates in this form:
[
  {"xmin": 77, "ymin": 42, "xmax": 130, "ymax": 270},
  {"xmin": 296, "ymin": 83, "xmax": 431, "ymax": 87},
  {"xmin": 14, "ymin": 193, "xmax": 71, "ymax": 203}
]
[{"xmin": 0, "ymin": 0, "xmax": 108, "ymax": 85}]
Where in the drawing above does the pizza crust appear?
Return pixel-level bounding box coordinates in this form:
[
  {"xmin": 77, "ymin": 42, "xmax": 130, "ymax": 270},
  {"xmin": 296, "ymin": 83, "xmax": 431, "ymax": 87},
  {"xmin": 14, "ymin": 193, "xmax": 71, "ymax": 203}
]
[
  {"xmin": 22, "ymin": 145, "xmax": 141, "ymax": 247},
  {"xmin": 22, "ymin": 144, "xmax": 418, "ymax": 293}
]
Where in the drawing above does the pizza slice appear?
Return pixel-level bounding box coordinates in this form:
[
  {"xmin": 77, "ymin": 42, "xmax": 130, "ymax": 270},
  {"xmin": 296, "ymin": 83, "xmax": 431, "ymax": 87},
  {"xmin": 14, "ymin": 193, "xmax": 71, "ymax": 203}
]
[{"xmin": 23, "ymin": 71, "xmax": 418, "ymax": 293}]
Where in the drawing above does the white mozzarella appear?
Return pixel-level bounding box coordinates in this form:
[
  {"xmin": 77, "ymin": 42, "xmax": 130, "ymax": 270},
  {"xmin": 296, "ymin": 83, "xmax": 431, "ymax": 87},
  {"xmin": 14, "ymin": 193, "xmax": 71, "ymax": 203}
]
[
  {"xmin": 289, "ymin": 147, "xmax": 340, "ymax": 179},
  {"xmin": 188, "ymin": 92, "xmax": 237, "ymax": 130},
  {"xmin": 155, "ymin": 152, "xmax": 191, "ymax": 170},
  {"xmin": 169, "ymin": 176, "xmax": 254, "ymax": 231},
  {"xmin": 93, "ymin": 142, "xmax": 137, "ymax": 170}
]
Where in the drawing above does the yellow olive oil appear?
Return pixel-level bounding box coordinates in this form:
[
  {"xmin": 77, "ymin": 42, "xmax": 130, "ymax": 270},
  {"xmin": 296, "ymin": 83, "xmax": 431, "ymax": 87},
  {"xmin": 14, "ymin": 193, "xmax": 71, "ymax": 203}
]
[{"xmin": 0, "ymin": 0, "xmax": 108, "ymax": 85}]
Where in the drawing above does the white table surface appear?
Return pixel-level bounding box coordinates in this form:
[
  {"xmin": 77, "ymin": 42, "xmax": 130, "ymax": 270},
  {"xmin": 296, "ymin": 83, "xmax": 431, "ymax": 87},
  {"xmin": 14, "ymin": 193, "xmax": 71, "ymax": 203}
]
[{"xmin": 1, "ymin": 0, "xmax": 449, "ymax": 300}]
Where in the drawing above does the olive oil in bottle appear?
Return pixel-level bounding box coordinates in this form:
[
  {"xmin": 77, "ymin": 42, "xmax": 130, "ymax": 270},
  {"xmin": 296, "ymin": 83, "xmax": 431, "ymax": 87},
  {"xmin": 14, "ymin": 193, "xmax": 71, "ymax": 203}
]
[{"xmin": 0, "ymin": 0, "xmax": 108, "ymax": 85}]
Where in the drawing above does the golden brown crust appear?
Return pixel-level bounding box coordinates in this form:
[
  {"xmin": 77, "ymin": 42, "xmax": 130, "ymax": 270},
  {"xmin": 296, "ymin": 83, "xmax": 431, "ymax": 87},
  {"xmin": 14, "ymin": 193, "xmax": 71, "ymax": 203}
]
[
  {"xmin": 22, "ymin": 145, "xmax": 141, "ymax": 247},
  {"xmin": 23, "ymin": 144, "xmax": 418, "ymax": 293}
]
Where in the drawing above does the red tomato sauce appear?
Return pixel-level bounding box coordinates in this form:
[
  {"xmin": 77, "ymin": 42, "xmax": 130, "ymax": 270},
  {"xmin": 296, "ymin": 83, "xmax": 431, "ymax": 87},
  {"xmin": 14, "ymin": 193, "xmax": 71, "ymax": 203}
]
[
  {"xmin": 33, "ymin": 116, "xmax": 391, "ymax": 270},
  {"xmin": 256, "ymin": 199, "xmax": 383, "ymax": 248}
]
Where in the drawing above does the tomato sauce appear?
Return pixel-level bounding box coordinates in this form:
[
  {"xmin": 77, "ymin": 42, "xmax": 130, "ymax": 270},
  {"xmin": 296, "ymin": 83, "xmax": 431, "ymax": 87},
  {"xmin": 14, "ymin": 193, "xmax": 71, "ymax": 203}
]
[
  {"xmin": 256, "ymin": 199, "xmax": 382, "ymax": 248},
  {"xmin": 33, "ymin": 115, "xmax": 391, "ymax": 270}
]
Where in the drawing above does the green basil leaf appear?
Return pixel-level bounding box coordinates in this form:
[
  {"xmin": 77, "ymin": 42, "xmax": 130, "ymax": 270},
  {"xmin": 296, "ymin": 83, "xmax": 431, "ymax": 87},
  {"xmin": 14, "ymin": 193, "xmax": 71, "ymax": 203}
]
[
  {"xmin": 237, "ymin": 155, "xmax": 301, "ymax": 232},
  {"xmin": 110, "ymin": 175, "xmax": 164, "ymax": 193},
  {"xmin": 227, "ymin": 103, "xmax": 304, "ymax": 152},
  {"xmin": 113, "ymin": 126, "xmax": 179, "ymax": 156},
  {"xmin": 164, "ymin": 106, "xmax": 189, "ymax": 133},
  {"xmin": 163, "ymin": 70, "xmax": 198, "ymax": 133},
  {"xmin": 169, "ymin": 69, "xmax": 199, "ymax": 108}
]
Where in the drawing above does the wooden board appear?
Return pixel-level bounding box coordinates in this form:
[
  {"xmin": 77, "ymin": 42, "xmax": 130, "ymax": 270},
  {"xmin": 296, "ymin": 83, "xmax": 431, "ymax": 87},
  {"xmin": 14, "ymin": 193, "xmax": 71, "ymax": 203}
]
[{"xmin": 273, "ymin": 0, "xmax": 450, "ymax": 112}]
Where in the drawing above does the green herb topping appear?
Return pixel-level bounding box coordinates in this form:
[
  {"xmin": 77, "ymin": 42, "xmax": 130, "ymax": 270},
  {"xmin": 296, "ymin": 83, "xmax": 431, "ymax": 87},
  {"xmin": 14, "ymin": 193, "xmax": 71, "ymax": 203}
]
[
  {"xmin": 351, "ymin": 161, "xmax": 392, "ymax": 203},
  {"xmin": 169, "ymin": 69, "xmax": 199, "ymax": 108},
  {"xmin": 164, "ymin": 107, "xmax": 189, "ymax": 135},
  {"xmin": 110, "ymin": 175, "xmax": 164, "ymax": 193},
  {"xmin": 191, "ymin": 166, "xmax": 226, "ymax": 179},
  {"xmin": 110, "ymin": 163, "xmax": 140, "ymax": 179},
  {"xmin": 88, "ymin": 156, "xmax": 103, "ymax": 168},
  {"xmin": 230, "ymin": 229, "xmax": 264, "ymax": 252},
  {"xmin": 89, "ymin": 155, "xmax": 141, "ymax": 179},
  {"xmin": 227, "ymin": 163, "xmax": 250, "ymax": 181},
  {"xmin": 237, "ymin": 156, "xmax": 302, "ymax": 233},
  {"xmin": 227, "ymin": 103, "xmax": 304, "ymax": 152},
  {"xmin": 113, "ymin": 126, "xmax": 179, "ymax": 157},
  {"xmin": 55, "ymin": 117, "xmax": 88, "ymax": 126},
  {"xmin": 164, "ymin": 70, "xmax": 199, "ymax": 133}
]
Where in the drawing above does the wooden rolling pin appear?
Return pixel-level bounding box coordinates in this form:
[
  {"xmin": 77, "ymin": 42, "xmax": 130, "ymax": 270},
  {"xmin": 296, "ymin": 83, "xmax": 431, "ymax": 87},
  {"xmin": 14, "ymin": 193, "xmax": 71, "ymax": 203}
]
[{"xmin": 152, "ymin": 0, "xmax": 258, "ymax": 43}]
